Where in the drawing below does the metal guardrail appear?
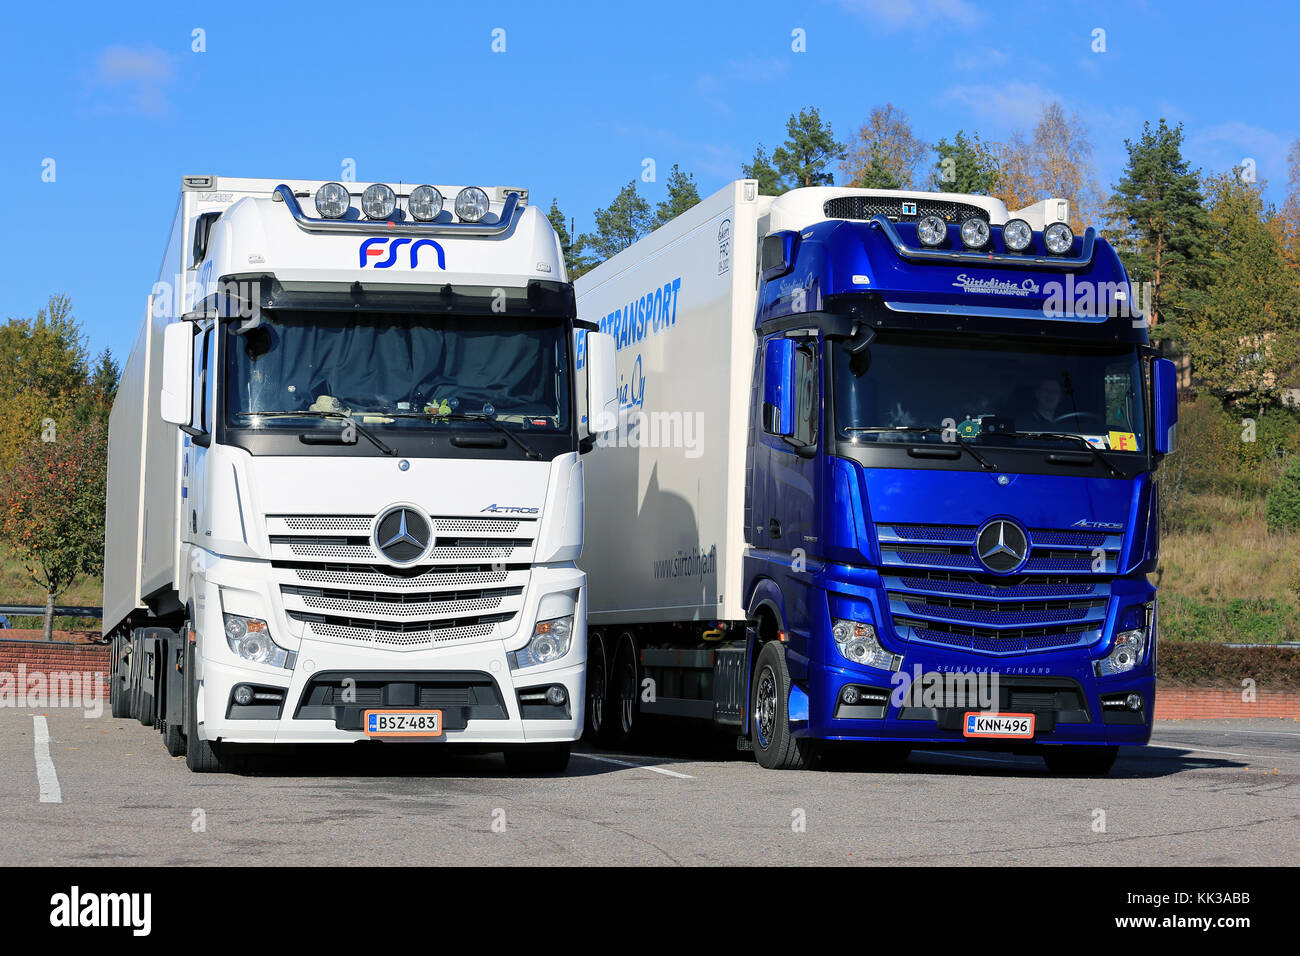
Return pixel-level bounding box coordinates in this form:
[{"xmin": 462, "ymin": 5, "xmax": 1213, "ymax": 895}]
[{"xmin": 0, "ymin": 605, "xmax": 102, "ymax": 618}]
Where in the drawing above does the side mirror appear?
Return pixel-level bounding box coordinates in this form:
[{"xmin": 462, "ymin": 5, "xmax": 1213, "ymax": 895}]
[
  {"xmin": 585, "ymin": 331, "xmax": 618, "ymax": 436},
  {"xmin": 1152, "ymin": 358, "xmax": 1178, "ymax": 455},
  {"xmin": 160, "ymin": 322, "xmax": 194, "ymax": 426},
  {"xmin": 762, "ymin": 337, "xmax": 795, "ymax": 437}
]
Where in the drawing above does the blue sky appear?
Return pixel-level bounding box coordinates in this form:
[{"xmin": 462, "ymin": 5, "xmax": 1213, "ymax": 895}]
[{"xmin": 1, "ymin": 0, "xmax": 1295, "ymax": 364}]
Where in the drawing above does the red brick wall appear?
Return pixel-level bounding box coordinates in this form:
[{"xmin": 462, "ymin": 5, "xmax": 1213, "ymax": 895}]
[
  {"xmin": 1154, "ymin": 687, "xmax": 1300, "ymax": 720},
  {"xmin": 0, "ymin": 639, "xmax": 111, "ymax": 698}
]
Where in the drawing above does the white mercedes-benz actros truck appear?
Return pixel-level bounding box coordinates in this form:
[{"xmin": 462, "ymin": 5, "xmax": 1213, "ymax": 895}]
[{"xmin": 104, "ymin": 175, "xmax": 617, "ymax": 773}]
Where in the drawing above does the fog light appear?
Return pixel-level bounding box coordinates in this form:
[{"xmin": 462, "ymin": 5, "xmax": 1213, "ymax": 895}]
[
  {"xmin": 233, "ymin": 684, "xmax": 254, "ymax": 706},
  {"xmin": 1002, "ymin": 218, "xmax": 1033, "ymax": 252},
  {"xmin": 362, "ymin": 183, "xmax": 397, "ymax": 220},
  {"xmin": 960, "ymin": 216, "xmax": 990, "ymax": 249},
  {"xmin": 1126, "ymin": 692, "xmax": 1144, "ymax": 711},
  {"xmin": 917, "ymin": 214, "xmax": 946, "ymax": 247},
  {"xmin": 546, "ymin": 685, "xmax": 567, "ymax": 706},
  {"xmin": 841, "ymin": 685, "xmax": 860, "ymax": 705},
  {"xmin": 408, "ymin": 184, "xmax": 443, "ymax": 221},
  {"xmin": 455, "ymin": 186, "xmax": 490, "ymax": 222},
  {"xmin": 314, "ymin": 182, "xmax": 350, "ymax": 219},
  {"xmin": 1044, "ymin": 222, "xmax": 1074, "ymax": 255}
]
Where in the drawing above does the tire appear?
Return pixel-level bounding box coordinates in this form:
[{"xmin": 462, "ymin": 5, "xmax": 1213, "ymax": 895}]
[
  {"xmin": 608, "ymin": 631, "xmax": 643, "ymax": 750},
  {"xmin": 751, "ymin": 641, "xmax": 815, "ymax": 770},
  {"xmin": 583, "ymin": 631, "xmax": 608, "ymax": 742},
  {"xmin": 110, "ymin": 635, "xmax": 130, "ymax": 719},
  {"xmin": 184, "ymin": 638, "xmax": 236, "ymax": 773},
  {"xmin": 1042, "ymin": 745, "xmax": 1118, "ymax": 777},
  {"xmin": 503, "ymin": 743, "xmax": 571, "ymax": 774},
  {"xmin": 137, "ymin": 634, "xmax": 156, "ymax": 727},
  {"xmin": 128, "ymin": 631, "xmax": 143, "ymax": 722}
]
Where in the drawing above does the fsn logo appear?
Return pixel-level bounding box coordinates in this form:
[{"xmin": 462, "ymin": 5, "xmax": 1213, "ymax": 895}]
[{"xmin": 359, "ymin": 237, "xmax": 446, "ymax": 269}]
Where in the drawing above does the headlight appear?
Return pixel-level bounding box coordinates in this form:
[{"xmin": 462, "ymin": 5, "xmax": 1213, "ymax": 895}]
[
  {"xmin": 314, "ymin": 182, "xmax": 351, "ymax": 219},
  {"xmin": 361, "ymin": 183, "xmax": 397, "ymax": 220},
  {"xmin": 1044, "ymin": 222, "xmax": 1074, "ymax": 255},
  {"xmin": 454, "ymin": 186, "xmax": 490, "ymax": 223},
  {"xmin": 408, "ymin": 184, "xmax": 443, "ymax": 221},
  {"xmin": 1095, "ymin": 603, "xmax": 1153, "ymax": 676},
  {"xmin": 223, "ymin": 614, "xmax": 292, "ymax": 669},
  {"xmin": 1002, "ymin": 218, "xmax": 1033, "ymax": 252},
  {"xmin": 832, "ymin": 618, "xmax": 901, "ymax": 671},
  {"xmin": 511, "ymin": 615, "xmax": 575, "ymax": 669},
  {"xmin": 960, "ymin": 216, "xmax": 990, "ymax": 249},
  {"xmin": 917, "ymin": 214, "xmax": 946, "ymax": 247}
]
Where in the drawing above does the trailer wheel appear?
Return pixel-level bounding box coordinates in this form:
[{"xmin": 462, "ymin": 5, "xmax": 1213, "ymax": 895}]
[
  {"xmin": 751, "ymin": 641, "xmax": 814, "ymax": 770},
  {"xmin": 609, "ymin": 631, "xmax": 643, "ymax": 749},
  {"xmin": 1042, "ymin": 745, "xmax": 1118, "ymax": 777},
  {"xmin": 183, "ymin": 638, "xmax": 237, "ymax": 773},
  {"xmin": 503, "ymin": 743, "xmax": 571, "ymax": 774},
  {"xmin": 583, "ymin": 630, "xmax": 608, "ymax": 742},
  {"xmin": 110, "ymin": 635, "xmax": 130, "ymax": 719},
  {"xmin": 128, "ymin": 630, "xmax": 143, "ymax": 722},
  {"xmin": 137, "ymin": 632, "xmax": 157, "ymax": 727}
]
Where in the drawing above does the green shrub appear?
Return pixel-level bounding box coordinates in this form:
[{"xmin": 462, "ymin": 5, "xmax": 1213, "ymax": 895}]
[
  {"xmin": 1159, "ymin": 641, "xmax": 1300, "ymax": 688},
  {"xmin": 1266, "ymin": 455, "xmax": 1300, "ymax": 531}
]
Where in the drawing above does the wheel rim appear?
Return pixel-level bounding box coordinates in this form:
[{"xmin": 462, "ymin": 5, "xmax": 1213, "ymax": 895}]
[
  {"xmin": 587, "ymin": 639, "xmax": 606, "ymax": 733},
  {"xmin": 755, "ymin": 665, "xmax": 777, "ymax": 748}
]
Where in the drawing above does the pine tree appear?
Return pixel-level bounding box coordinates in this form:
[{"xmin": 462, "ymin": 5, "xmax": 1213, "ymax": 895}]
[
  {"xmin": 930, "ymin": 130, "xmax": 1000, "ymax": 194},
  {"xmin": 742, "ymin": 144, "xmax": 783, "ymax": 195},
  {"xmin": 577, "ymin": 181, "xmax": 654, "ymax": 267},
  {"xmin": 654, "ymin": 165, "xmax": 701, "ymax": 227},
  {"xmin": 772, "ymin": 107, "xmax": 843, "ymax": 190},
  {"xmin": 1105, "ymin": 119, "xmax": 1209, "ymax": 333}
]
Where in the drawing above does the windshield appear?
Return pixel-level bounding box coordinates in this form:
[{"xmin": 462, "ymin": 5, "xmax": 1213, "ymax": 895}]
[
  {"xmin": 833, "ymin": 334, "xmax": 1146, "ymax": 454},
  {"xmin": 224, "ymin": 311, "xmax": 571, "ymax": 432}
]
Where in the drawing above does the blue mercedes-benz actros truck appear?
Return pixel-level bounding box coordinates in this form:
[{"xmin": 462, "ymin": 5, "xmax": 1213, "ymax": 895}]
[{"xmin": 575, "ymin": 180, "xmax": 1177, "ymax": 775}]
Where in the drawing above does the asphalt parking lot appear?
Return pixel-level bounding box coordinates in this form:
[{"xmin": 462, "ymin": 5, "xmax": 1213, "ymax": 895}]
[{"xmin": 2, "ymin": 707, "xmax": 1296, "ymax": 865}]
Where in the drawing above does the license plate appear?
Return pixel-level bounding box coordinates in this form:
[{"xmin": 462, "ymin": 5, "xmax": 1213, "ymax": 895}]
[
  {"xmin": 363, "ymin": 710, "xmax": 444, "ymax": 738},
  {"xmin": 963, "ymin": 712, "xmax": 1035, "ymax": 739}
]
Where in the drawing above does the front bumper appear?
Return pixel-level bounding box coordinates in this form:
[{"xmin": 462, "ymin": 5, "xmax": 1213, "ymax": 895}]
[
  {"xmin": 803, "ymin": 649, "xmax": 1154, "ymax": 746},
  {"xmin": 191, "ymin": 560, "xmax": 586, "ymax": 746},
  {"xmin": 198, "ymin": 637, "xmax": 585, "ymax": 745}
]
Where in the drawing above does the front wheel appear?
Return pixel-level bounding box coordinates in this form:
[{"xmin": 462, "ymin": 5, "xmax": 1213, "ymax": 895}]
[
  {"xmin": 583, "ymin": 630, "xmax": 608, "ymax": 742},
  {"xmin": 183, "ymin": 638, "xmax": 237, "ymax": 773},
  {"xmin": 503, "ymin": 743, "xmax": 571, "ymax": 774},
  {"xmin": 1042, "ymin": 745, "xmax": 1118, "ymax": 777},
  {"xmin": 751, "ymin": 642, "xmax": 814, "ymax": 770}
]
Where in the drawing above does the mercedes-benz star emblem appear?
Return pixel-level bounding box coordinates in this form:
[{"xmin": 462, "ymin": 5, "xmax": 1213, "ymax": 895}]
[
  {"xmin": 374, "ymin": 507, "xmax": 431, "ymax": 565},
  {"xmin": 975, "ymin": 519, "xmax": 1029, "ymax": 574}
]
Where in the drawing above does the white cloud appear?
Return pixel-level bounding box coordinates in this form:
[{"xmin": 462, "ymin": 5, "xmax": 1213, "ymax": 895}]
[
  {"xmin": 837, "ymin": 0, "xmax": 979, "ymax": 30},
  {"xmin": 941, "ymin": 81, "xmax": 1060, "ymax": 131},
  {"xmin": 1192, "ymin": 121, "xmax": 1294, "ymax": 185},
  {"xmin": 93, "ymin": 45, "xmax": 176, "ymax": 115},
  {"xmin": 697, "ymin": 56, "xmax": 790, "ymax": 115}
]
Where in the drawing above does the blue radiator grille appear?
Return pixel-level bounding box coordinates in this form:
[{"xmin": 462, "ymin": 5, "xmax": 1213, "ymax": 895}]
[{"xmin": 876, "ymin": 519, "xmax": 1122, "ymax": 656}]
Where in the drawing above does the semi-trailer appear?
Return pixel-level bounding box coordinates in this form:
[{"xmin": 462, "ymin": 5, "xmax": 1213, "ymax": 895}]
[{"xmin": 575, "ymin": 180, "xmax": 1176, "ymax": 774}]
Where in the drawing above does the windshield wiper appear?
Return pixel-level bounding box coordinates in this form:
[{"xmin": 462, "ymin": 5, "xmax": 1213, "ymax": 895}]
[
  {"xmin": 843, "ymin": 426, "xmax": 996, "ymax": 471},
  {"xmin": 244, "ymin": 410, "xmax": 396, "ymax": 456},
  {"xmin": 1007, "ymin": 430, "xmax": 1124, "ymax": 477},
  {"xmin": 389, "ymin": 411, "xmax": 542, "ymax": 460}
]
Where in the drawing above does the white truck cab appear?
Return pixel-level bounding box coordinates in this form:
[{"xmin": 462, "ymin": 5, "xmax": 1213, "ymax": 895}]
[{"xmin": 104, "ymin": 175, "xmax": 617, "ymax": 772}]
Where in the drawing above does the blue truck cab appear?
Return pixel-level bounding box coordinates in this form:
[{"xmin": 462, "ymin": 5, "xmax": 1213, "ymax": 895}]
[{"xmin": 743, "ymin": 189, "xmax": 1178, "ymax": 774}]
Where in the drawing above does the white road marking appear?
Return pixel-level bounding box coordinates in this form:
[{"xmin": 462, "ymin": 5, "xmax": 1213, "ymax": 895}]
[
  {"xmin": 33, "ymin": 716, "xmax": 62, "ymax": 804},
  {"xmin": 573, "ymin": 752, "xmax": 694, "ymax": 779},
  {"xmin": 1148, "ymin": 740, "xmax": 1300, "ymax": 762}
]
